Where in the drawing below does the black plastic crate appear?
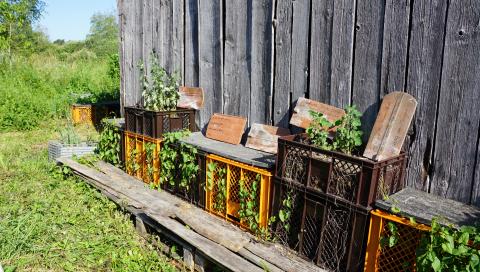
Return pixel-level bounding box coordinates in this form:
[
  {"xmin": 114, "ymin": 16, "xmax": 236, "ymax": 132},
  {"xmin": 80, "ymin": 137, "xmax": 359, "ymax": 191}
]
[
  {"xmin": 270, "ymin": 178, "xmax": 370, "ymax": 272},
  {"xmin": 276, "ymin": 134, "xmax": 406, "ymax": 207},
  {"xmin": 124, "ymin": 106, "xmax": 196, "ymax": 138}
]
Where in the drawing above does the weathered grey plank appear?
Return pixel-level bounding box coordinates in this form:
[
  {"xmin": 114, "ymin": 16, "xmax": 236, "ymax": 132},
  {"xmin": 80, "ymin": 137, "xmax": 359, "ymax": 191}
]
[
  {"xmin": 250, "ymin": 0, "xmax": 274, "ymax": 125},
  {"xmin": 180, "ymin": 132, "xmax": 276, "ymax": 169},
  {"xmin": 351, "ymin": 0, "xmax": 385, "ymax": 140},
  {"xmin": 273, "ymin": 0, "xmax": 293, "ymax": 127},
  {"xmin": 142, "ymin": 0, "xmax": 154, "ymax": 75},
  {"xmin": 133, "ymin": 0, "xmax": 144, "ymax": 106},
  {"xmin": 430, "ymin": 0, "xmax": 480, "ymax": 203},
  {"xmin": 290, "ymin": 0, "xmax": 310, "ymax": 106},
  {"xmin": 198, "ymin": 0, "xmax": 223, "ymax": 131},
  {"xmin": 405, "ymin": 0, "xmax": 448, "ymax": 191},
  {"xmin": 184, "ymin": 0, "xmax": 199, "ymax": 87},
  {"xmin": 379, "ymin": 0, "xmax": 410, "ymax": 98},
  {"xmin": 309, "ymin": 0, "xmax": 333, "ymax": 103},
  {"xmin": 376, "ymin": 188, "xmax": 480, "ymax": 228},
  {"xmin": 329, "ymin": 0, "xmax": 355, "ymax": 108},
  {"xmin": 172, "ymin": 0, "xmax": 185, "ymax": 82},
  {"xmin": 117, "ymin": 0, "xmax": 126, "ymax": 113},
  {"xmin": 223, "ymin": 0, "xmax": 250, "ymax": 118},
  {"xmin": 473, "ymin": 136, "xmax": 480, "ymax": 206}
]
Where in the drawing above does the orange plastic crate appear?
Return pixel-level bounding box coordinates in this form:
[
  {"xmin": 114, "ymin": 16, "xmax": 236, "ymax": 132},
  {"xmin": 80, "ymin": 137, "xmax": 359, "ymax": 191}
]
[
  {"xmin": 364, "ymin": 210, "xmax": 430, "ymax": 272},
  {"xmin": 124, "ymin": 131, "xmax": 162, "ymax": 185},
  {"xmin": 71, "ymin": 104, "xmax": 93, "ymax": 125},
  {"xmin": 205, "ymin": 154, "xmax": 272, "ymax": 232}
]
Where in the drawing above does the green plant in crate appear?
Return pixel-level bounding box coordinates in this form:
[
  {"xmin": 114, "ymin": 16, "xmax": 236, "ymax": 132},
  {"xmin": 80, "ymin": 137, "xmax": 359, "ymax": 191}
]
[
  {"xmin": 144, "ymin": 142, "xmax": 156, "ymax": 184},
  {"xmin": 159, "ymin": 130, "xmax": 197, "ymax": 189},
  {"xmin": 416, "ymin": 219, "xmax": 480, "ymax": 272},
  {"xmin": 126, "ymin": 147, "xmax": 140, "ymax": 176},
  {"xmin": 59, "ymin": 125, "xmax": 80, "ymax": 145},
  {"xmin": 278, "ymin": 190, "xmax": 293, "ymax": 233},
  {"xmin": 333, "ymin": 105, "xmax": 363, "ymax": 155},
  {"xmin": 96, "ymin": 119, "xmax": 121, "ymax": 166},
  {"xmin": 206, "ymin": 162, "xmax": 227, "ymax": 213},
  {"xmin": 140, "ymin": 53, "xmax": 180, "ymax": 111},
  {"xmin": 306, "ymin": 110, "xmax": 333, "ymax": 150}
]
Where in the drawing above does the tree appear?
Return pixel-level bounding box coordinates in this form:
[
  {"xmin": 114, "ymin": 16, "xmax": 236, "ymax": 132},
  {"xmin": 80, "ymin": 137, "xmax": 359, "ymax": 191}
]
[
  {"xmin": 0, "ymin": 0, "xmax": 45, "ymax": 56},
  {"xmin": 85, "ymin": 12, "xmax": 118, "ymax": 57}
]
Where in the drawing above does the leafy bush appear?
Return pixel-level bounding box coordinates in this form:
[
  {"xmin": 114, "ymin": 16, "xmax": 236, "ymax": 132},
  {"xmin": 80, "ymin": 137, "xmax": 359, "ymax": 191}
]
[{"xmin": 96, "ymin": 119, "xmax": 121, "ymax": 166}]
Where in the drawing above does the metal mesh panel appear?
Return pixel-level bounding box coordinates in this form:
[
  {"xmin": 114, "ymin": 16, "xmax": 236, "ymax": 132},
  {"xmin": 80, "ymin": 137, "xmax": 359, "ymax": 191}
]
[
  {"xmin": 318, "ymin": 204, "xmax": 352, "ymax": 271},
  {"xmin": 300, "ymin": 200, "xmax": 323, "ymax": 260},
  {"xmin": 181, "ymin": 113, "xmax": 191, "ymax": 130},
  {"xmin": 229, "ymin": 166, "xmax": 241, "ymax": 204},
  {"xmin": 328, "ymin": 159, "xmax": 361, "ymax": 202},
  {"xmin": 282, "ymin": 145, "xmax": 308, "ymax": 185},
  {"xmin": 162, "ymin": 115, "xmax": 170, "ymax": 132},
  {"xmin": 377, "ymin": 220, "xmax": 425, "ymax": 271},
  {"xmin": 376, "ymin": 161, "xmax": 404, "ymax": 201},
  {"xmin": 144, "ymin": 114, "xmax": 153, "ymax": 137}
]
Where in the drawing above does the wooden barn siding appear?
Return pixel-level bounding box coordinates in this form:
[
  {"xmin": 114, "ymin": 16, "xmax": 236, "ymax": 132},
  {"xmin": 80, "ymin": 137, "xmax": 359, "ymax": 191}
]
[{"xmin": 117, "ymin": 0, "xmax": 480, "ymax": 207}]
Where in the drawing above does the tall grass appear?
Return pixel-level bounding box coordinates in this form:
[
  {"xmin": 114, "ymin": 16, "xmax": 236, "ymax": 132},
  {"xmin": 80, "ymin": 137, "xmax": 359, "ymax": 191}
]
[{"xmin": 0, "ymin": 53, "xmax": 118, "ymax": 131}]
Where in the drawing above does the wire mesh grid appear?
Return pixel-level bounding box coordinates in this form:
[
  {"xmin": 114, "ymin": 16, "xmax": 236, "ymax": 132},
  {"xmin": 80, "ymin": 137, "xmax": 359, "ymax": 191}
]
[
  {"xmin": 328, "ymin": 159, "xmax": 362, "ymax": 202},
  {"xmin": 282, "ymin": 144, "xmax": 309, "ymax": 185}
]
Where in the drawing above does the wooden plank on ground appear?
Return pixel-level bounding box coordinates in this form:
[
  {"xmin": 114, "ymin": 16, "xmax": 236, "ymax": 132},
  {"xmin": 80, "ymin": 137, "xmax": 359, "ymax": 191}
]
[
  {"xmin": 363, "ymin": 92, "xmax": 417, "ymax": 161},
  {"xmin": 198, "ymin": 0, "xmax": 223, "ymax": 130},
  {"xmin": 205, "ymin": 114, "xmax": 247, "ymax": 145},
  {"xmin": 245, "ymin": 124, "xmax": 290, "ymax": 154},
  {"xmin": 290, "ymin": 97, "xmax": 345, "ymax": 129},
  {"xmin": 178, "ymin": 86, "xmax": 204, "ymax": 109},
  {"xmin": 404, "ymin": 0, "xmax": 447, "ymax": 191},
  {"xmin": 431, "ymin": 0, "xmax": 480, "ymax": 204}
]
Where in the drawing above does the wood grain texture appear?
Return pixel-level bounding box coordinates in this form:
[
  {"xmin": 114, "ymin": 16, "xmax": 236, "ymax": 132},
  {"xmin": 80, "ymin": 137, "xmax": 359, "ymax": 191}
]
[
  {"xmin": 290, "ymin": 0, "xmax": 310, "ymax": 105},
  {"xmin": 363, "ymin": 92, "xmax": 417, "ymax": 161},
  {"xmin": 309, "ymin": 0, "xmax": 334, "ymax": 103},
  {"xmin": 329, "ymin": 0, "xmax": 355, "ymax": 108},
  {"xmin": 405, "ymin": 0, "xmax": 448, "ymax": 190},
  {"xmin": 178, "ymin": 86, "xmax": 204, "ymax": 109},
  {"xmin": 430, "ymin": 0, "xmax": 480, "ymax": 204},
  {"xmin": 272, "ymin": 0, "xmax": 292, "ymax": 127},
  {"xmin": 245, "ymin": 124, "xmax": 290, "ymax": 154},
  {"xmin": 250, "ymin": 0, "xmax": 274, "ymax": 125},
  {"xmin": 290, "ymin": 97, "xmax": 345, "ymax": 129},
  {"xmin": 223, "ymin": 0, "xmax": 250, "ymax": 118},
  {"xmin": 117, "ymin": 0, "xmax": 126, "ymax": 113},
  {"xmin": 133, "ymin": 0, "xmax": 144, "ymax": 106},
  {"xmin": 184, "ymin": 0, "xmax": 199, "ymax": 87},
  {"xmin": 172, "ymin": 0, "xmax": 185, "ymax": 82},
  {"xmin": 379, "ymin": 0, "xmax": 410, "ymax": 98},
  {"xmin": 351, "ymin": 0, "xmax": 385, "ymax": 140},
  {"xmin": 206, "ymin": 114, "xmax": 247, "ymax": 145},
  {"xmin": 198, "ymin": 0, "xmax": 223, "ymax": 131}
]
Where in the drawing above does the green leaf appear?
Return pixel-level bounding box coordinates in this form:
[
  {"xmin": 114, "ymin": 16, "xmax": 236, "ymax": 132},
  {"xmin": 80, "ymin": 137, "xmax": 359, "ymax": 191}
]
[{"xmin": 431, "ymin": 256, "xmax": 442, "ymax": 272}]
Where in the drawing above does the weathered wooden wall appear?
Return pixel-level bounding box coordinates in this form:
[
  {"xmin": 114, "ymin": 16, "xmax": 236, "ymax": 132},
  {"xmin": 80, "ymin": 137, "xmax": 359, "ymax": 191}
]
[{"xmin": 117, "ymin": 0, "xmax": 480, "ymax": 207}]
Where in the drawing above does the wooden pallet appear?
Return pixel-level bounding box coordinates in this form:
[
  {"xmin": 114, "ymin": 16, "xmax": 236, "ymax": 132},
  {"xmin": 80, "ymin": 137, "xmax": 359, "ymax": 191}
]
[{"xmin": 56, "ymin": 157, "xmax": 325, "ymax": 272}]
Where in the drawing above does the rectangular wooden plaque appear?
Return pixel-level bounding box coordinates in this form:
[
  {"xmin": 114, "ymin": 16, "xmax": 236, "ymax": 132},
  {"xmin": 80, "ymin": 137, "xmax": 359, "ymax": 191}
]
[
  {"xmin": 245, "ymin": 124, "xmax": 291, "ymax": 154},
  {"xmin": 290, "ymin": 97, "xmax": 345, "ymax": 129},
  {"xmin": 363, "ymin": 92, "xmax": 417, "ymax": 161},
  {"xmin": 206, "ymin": 113, "xmax": 247, "ymax": 145},
  {"xmin": 177, "ymin": 86, "xmax": 204, "ymax": 109}
]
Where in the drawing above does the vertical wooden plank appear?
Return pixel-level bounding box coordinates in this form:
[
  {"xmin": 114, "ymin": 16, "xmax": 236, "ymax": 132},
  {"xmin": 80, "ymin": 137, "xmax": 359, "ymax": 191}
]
[
  {"xmin": 379, "ymin": 0, "xmax": 410, "ymax": 97},
  {"xmin": 309, "ymin": 0, "xmax": 334, "ymax": 103},
  {"xmin": 223, "ymin": 0, "xmax": 250, "ymax": 118},
  {"xmin": 133, "ymin": 0, "xmax": 144, "ymax": 106},
  {"xmin": 472, "ymin": 134, "xmax": 480, "ymax": 206},
  {"xmin": 163, "ymin": 0, "xmax": 174, "ymax": 72},
  {"xmin": 142, "ymin": 0, "xmax": 154, "ymax": 73},
  {"xmin": 172, "ymin": 0, "xmax": 185, "ymax": 82},
  {"xmin": 273, "ymin": 0, "xmax": 292, "ymax": 127},
  {"xmin": 351, "ymin": 0, "xmax": 385, "ymax": 139},
  {"xmin": 184, "ymin": 0, "xmax": 199, "ymax": 87},
  {"xmin": 117, "ymin": 0, "xmax": 126, "ymax": 112},
  {"xmin": 198, "ymin": 0, "xmax": 223, "ymax": 130},
  {"xmin": 405, "ymin": 0, "xmax": 448, "ymax": 190},
  {"xmin": 290, "ymin": 0, "xmax": 310, "ymax": 106},
  {"xmin": 430, "ymin": 0, "xmax": 480, "ymax": 203},
  {"xmin": 329, "ymin": 0, "xmax": 355, "ymax": 108},
  {"xmin": 250, "ymin": 0, "xmax": 274, "ymax": 125}
]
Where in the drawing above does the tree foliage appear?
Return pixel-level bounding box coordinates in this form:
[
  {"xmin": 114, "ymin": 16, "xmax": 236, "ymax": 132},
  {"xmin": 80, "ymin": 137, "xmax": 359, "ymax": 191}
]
[{"xmin": 85, "ymin": 12, "xmax": 118, "ymax": 58}]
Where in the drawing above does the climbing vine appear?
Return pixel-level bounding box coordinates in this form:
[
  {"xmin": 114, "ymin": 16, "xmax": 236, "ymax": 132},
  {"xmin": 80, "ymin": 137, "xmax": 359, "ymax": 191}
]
[
  {"xmin": 126, "ymin": 145, "xmax": 140, "ymax": 176},
  {"xmin": 159, "ymin": 130, "xmax": 198, "ymax": 190},
  {"xmin": 96, "ymin": 119, "xmax": 121, "ymax": 166},
  {"xmin": 278, "ymin": 190, "xmax": 293, "ymax": 233},
  {"xmin": 144, "ymin": 142, "xmax": 156, "ymax": 184},
  {"xmin": 206, "ymin": 162, "xmax": 227, "ymax": 214}
]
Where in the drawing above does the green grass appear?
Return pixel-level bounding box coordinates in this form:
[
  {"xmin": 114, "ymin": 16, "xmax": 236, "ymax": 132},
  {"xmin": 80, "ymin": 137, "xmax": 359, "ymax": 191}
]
[
  {"xmin": 0, "ymin": 121, "xmax": 178, "ymax": 271},
  {"xmin": 0, "ymin": 54, "xmax": 119, "ymax": 131}
]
